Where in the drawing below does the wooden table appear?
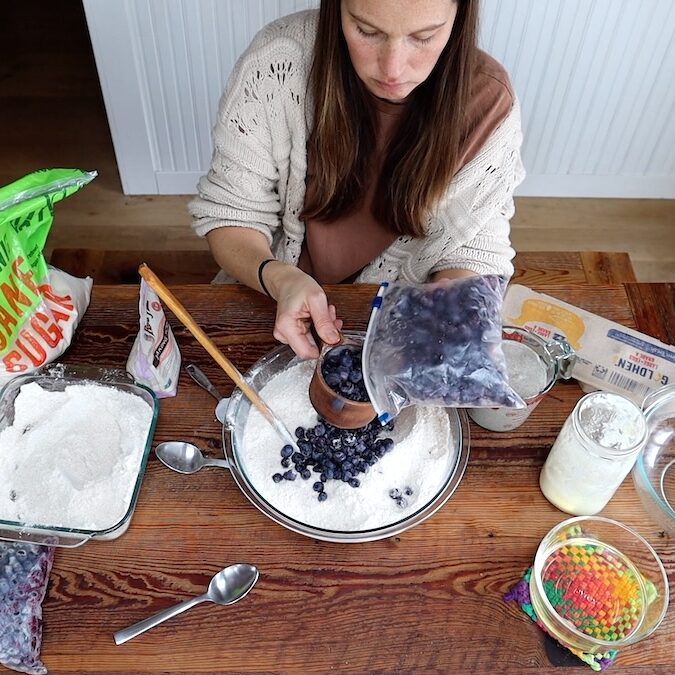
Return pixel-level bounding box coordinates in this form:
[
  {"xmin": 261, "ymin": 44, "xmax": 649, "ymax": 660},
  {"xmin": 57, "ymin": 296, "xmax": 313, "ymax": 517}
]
[
  {"xmin": 32, "ymin": 281, "xmax": 674, "ymax": 673},
  {"xmin": 48, "ymin": 248, "xmax": 638, "ymax": 286}
]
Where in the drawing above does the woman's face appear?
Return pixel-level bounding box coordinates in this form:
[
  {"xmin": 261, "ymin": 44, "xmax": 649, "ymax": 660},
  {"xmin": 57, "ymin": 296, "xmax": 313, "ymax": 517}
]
[{"xmin": 340, "ymin": 0, "xmax": 458, "ymax": 101}]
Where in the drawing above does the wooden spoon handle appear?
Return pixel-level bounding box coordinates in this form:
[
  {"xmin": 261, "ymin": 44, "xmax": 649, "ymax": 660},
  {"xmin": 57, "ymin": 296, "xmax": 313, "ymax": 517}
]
[{"xmin": 138, "ymin": 263, "xmax": 277, "ymax": 428}]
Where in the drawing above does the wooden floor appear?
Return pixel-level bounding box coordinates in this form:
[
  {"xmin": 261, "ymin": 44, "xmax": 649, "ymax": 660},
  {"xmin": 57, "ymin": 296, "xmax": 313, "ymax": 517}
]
[{"xmin": 1, "ymin": 2, "xmax": 673, "ymax": 282}]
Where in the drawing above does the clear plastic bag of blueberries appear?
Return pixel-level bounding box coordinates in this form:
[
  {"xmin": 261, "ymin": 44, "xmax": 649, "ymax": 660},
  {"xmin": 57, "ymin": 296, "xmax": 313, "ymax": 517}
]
[{"xmin": 362, "ymin": 275, "xmax": 525, "ymax": 423}]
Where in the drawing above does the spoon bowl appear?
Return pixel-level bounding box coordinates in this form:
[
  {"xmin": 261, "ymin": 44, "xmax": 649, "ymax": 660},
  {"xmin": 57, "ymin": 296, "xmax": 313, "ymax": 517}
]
[
  {"xmin": 207, "ymin": 563, "xmax": 259, "ymax": 605},
  {"xmin": 156, "ymin": 441, "xmax": 229, "ymax": 474},
  {"xmin": 114, "ymin": 563, "xmax": 259, "ymax": 645}
]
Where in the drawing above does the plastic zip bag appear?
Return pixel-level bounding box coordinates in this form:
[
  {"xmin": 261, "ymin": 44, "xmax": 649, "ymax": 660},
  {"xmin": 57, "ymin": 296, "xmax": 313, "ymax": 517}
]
[{"xmin": 363, "ymin": 275, "xmax": 525, "ymax": 423}]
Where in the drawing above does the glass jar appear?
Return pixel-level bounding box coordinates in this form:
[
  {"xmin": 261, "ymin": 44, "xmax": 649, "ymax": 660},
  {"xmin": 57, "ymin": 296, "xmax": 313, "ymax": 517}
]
[{"xmin": 540, "ymin": 391, "xmax": 648, "ymax": 515}]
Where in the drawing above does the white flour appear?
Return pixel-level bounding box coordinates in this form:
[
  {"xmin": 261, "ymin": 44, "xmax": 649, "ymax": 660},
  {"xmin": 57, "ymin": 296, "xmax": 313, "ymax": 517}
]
[
  {"xmin": 239, "ymin": 361, "xmax": 456, "ymax": 531},
  {"xmin": 0, "ymin": 382, "xmax": 154, "ymax": 530}
]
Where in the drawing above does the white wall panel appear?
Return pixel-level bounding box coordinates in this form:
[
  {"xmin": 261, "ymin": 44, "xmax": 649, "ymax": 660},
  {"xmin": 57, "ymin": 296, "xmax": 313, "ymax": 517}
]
[{"xmin": 84, "ymin": 0, "xmax": 675, "ymax": 197}]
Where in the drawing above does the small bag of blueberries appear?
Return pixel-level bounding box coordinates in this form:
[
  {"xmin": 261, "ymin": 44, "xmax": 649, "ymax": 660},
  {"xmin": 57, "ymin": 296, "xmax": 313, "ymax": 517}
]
[{"xmin": 362, "ymin": 275, "xmax": 525, "ymax": 424}]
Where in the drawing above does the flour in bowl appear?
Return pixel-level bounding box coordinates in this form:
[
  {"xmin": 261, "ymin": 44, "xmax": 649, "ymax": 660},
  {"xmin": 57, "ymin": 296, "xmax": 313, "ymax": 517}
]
[
  {"xmin": 0, "ymin": 381, "xmax": 154, "ymax": 531},
  {"xmin": 238, "ymin": 361, "xmax": 456, "ymax": 531}
]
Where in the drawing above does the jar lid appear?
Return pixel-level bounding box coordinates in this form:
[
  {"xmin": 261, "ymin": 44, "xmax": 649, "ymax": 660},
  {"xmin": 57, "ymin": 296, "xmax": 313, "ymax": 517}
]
[{"xmin": 632, "ymin": 385, "xmax": 675, "ymax": 534}]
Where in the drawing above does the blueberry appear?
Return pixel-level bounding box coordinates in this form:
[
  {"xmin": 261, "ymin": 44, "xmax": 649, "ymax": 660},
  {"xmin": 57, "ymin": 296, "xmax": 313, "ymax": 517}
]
[
  {"xmin": 301, "ymin": 469, "xmax": 311, "ymax": 480},
  {"xmin": 280, "ymin": 445, "xmax": 293, "ymax": 459},
  {"xmin": 314, "ymin": 422, "xmax": 326, "ymax": 436},
  {"xmin": 404, "ymin": 486, "xmax": 414, "ymax": 496},
  {"xmin": 295, "ymin": 427, "xmax": 305, "ymax": 439},
  {"xmin": 312, "ymin": 481, "xmax": 324, "ymax": 493},
  {"xmin": 272, "ymin": 473, "xmax": 283, "ymax": 483},
  {"xmin": 325, "ymin": 372, "xmax": 341, "ymax": 387},
  {"xmin": 389, "ymin": 488, "xmax": 401, "ymax": 499},
  {"xmin": 317, "ymin": 491, "xmax": 328, "ymax": 503},
  {"xmin": 283, "ymin": 470, "xmax": 296, "ymax": 481},
  {"xmin": 281, "ymin": 458, "xmax": 291, "ymax": 468},
  {"xmin": 396, "ymin": 497, "xmax": 408, "ymax": 508},
  {"xmin": 348, "ymin": 478, "xmax": 360, "ymax": 488}
]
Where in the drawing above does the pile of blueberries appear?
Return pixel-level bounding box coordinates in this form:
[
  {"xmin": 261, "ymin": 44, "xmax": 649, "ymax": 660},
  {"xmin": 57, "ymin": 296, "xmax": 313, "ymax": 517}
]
[
  {"xmin": 320, "ymin": 345, "xmax": 369, "ymax": 402},
  {"xmin": 368, "ymin": 275, "xmax": 521, "ymax": 408},
  {"xmin": 272, "ymin": 418, "xmax": 395, "ymax": 502}
]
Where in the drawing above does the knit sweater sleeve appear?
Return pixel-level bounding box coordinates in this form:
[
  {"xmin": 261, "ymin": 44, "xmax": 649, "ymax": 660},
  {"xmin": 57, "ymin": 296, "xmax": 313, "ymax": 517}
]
[
  {"xmin": 188, "ymin": 13, "xmax": 313, "ymax": 242},
  {"xmin": 427, "ymin": 100, "xmax": 525, "ymax": 279}
]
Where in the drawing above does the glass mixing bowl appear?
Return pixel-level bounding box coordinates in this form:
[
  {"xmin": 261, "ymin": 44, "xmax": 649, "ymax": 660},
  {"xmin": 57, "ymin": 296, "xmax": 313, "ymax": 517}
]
[
  {"xmin": 632, "ymin": 385, "xmax": 675, "ymax": 536},
  {"xmin": 221, "ymin": 341, "xmax": 470, "ymax": 543},
  {"xmin": 530, "ymin": 516, "xmax": 669, "ymax": 654}
]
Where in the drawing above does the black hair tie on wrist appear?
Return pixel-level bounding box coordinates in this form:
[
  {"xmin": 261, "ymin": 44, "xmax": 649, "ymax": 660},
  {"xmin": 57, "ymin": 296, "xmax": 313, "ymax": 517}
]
[{"xmin": 257, "ymin": 258, "xmax": 276, "ymax": 297}]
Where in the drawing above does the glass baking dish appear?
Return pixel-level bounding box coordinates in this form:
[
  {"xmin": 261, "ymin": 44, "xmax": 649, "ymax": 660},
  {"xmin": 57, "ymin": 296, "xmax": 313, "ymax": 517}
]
[{"xmin": 0, "ymin": 364, "xmax": 158, "ymax": 547}]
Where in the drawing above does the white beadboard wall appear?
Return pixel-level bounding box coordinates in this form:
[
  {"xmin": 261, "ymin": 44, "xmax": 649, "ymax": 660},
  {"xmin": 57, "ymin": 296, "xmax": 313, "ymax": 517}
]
[{"xmin": 83, "ymin": 0, "xmax": 675, "ymax": 197}]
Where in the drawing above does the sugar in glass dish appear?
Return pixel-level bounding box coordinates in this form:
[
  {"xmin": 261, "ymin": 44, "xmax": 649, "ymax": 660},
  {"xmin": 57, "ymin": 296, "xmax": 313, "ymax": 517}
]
[
  {"xmin": 0, "ymin": 364, "xmax": 158, "ymax": 547},
  {"xmin": 530, "ymin": 516, "xmax": 669, "ymax": 655},
  {"xmin": 632, "ymin": 385, "xmax": 675, "ymax": 536}
]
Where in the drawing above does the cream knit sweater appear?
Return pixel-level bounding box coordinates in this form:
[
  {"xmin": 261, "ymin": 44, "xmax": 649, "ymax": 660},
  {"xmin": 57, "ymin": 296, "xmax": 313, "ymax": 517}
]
[{"xmin": 189, "ymin": 10, "xmax": 525, "ymax": 282}]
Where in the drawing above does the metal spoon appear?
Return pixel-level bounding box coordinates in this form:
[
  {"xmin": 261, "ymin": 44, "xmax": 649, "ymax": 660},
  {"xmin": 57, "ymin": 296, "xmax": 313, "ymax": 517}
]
[
  {"xmin": 185, "ymin": 363, "xmax": 229, "ymax": 424},
  {"xmin": 155, "ymin": 441, "xmax": 229, "ymax": 473},
  {"xmin": 113, "ymin": 563, "xmax": 259, "ymax": 645}
]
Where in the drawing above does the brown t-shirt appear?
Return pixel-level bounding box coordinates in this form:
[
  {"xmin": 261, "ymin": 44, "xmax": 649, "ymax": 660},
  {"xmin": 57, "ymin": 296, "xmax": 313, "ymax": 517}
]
[{"xmin": 298, "ymin": 50, "xmax": 514, "ymax": 284}]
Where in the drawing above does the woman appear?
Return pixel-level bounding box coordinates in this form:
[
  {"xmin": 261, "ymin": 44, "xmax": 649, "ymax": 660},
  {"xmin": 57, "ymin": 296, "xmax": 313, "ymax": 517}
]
[{"xmin": 189, "ymin": 0, "xmax": 524, "ymax": 359}]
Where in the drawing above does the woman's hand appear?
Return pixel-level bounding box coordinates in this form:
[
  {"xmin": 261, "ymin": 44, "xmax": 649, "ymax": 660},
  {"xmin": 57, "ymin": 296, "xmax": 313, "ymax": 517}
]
[{"xmin": 265, "ymin": 262, "xmax": 342, "ymax": 359}]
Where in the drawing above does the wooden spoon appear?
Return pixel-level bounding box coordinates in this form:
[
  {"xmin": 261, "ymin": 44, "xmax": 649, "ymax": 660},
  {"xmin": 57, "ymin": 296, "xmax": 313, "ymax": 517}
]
[{"xmin": 138, "ymin": 264, "xmax": 298, "ymax": 450}]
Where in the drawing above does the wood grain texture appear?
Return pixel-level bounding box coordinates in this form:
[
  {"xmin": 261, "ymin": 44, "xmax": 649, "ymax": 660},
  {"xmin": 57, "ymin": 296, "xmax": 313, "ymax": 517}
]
[
  {"xmin": 25, "ymin": 281, "xmax": 673, "ymax": 674},
  {"xmin": 50, "ymin": 248, "xmax": 638, "ymax": 287},
  {"xmin": 624, "ymin": 282, "xmax": 675, "ymax": 346}
]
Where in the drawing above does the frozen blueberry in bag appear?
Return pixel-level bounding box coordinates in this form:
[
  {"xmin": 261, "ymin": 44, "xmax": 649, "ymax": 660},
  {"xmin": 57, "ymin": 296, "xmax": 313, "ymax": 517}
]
[
  {"xmin": 362, "ymin": 276, "xmax": 524, "ymax": 421},
  {"xmin": 0, "ymin": 541, "xmax": 55, "ymax": 675}
]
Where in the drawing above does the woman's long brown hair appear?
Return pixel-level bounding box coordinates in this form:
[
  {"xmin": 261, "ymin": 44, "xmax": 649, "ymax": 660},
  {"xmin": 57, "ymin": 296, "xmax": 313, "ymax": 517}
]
[{"xmin": 302, "ymin": 0, "xmax": 478, "ymax": 237}]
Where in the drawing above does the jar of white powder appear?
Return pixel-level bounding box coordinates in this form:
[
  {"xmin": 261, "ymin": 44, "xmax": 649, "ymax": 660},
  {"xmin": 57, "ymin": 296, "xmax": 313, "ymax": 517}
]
[
  {"xmin": 540, "ymin": 391, "xmax": 648, "ymax": 515},
  {"xmin": 469, "ymin": 326, "xmax": 574, "ymax": 432}
]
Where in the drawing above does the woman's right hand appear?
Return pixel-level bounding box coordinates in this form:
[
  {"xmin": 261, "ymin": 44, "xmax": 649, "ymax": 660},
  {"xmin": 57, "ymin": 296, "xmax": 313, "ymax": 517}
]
[{"xmin": 264, "ymin": 262, "xmax": 342, "ymax": 359}]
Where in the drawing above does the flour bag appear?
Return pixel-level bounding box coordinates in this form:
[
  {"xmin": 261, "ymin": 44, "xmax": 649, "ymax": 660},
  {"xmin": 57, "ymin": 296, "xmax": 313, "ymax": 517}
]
[
  {"xmin": 0, "ymin": 169, "xmax": 95, "ymax": 384},
  {"xmin": 126, "ymin": 278, "xmax": 181, "ymax": 398}
]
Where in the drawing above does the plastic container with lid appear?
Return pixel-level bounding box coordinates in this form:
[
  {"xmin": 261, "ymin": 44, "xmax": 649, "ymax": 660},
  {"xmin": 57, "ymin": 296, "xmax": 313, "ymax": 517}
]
[
  {"xmin": 530, "ymin": 516, "xmax": 669, "ymax": 655},
  {"xmin": 0, "ymin": 364, "xmax": 158, "ymax": 547},
  {"xmin": 632, "ymin": 384, "xmax": 675, "ymax": 536}
]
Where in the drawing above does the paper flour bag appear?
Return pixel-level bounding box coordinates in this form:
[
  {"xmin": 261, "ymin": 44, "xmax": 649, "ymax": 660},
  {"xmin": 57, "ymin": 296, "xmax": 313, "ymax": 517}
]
[{"xmin": 127, "ymin": 279, "xmax": 181, "ymax": 398}]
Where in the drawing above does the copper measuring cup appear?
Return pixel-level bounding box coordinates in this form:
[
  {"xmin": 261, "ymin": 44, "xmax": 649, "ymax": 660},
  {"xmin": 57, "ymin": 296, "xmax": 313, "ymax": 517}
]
[{"xmin": 308, "ymin": 332, "xmax": 376, "ymax": 429}]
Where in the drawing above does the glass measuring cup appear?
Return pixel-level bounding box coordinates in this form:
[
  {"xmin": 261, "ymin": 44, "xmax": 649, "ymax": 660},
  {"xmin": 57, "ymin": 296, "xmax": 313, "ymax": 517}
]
[{"xmin": 468, "ymin": 325, "xmax": 575, "ymax": 431}]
